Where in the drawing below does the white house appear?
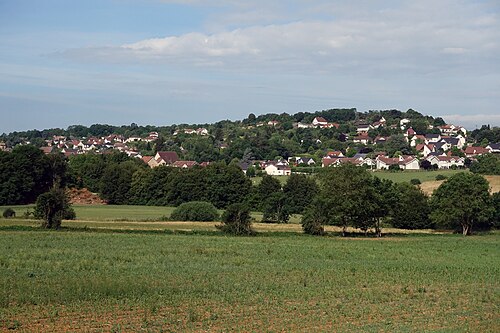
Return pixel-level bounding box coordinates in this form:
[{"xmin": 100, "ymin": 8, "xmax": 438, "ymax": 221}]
[
  {"xmin": 426, "ymin": 155, "xmax": 465, "ymax": 169},
  {"xmin": 376, "ymin": 155, "xmax": 420, "ymax": 170},
  {"xmin": 312, "ymin": 117, "xmax": 328, "ymax": 127},
  {"xmin": 265, "ymin": 164, "xmax": 292, "ymax": 176}
]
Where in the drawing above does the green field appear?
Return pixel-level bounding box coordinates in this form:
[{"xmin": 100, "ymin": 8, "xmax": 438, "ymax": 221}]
[
  {"xmin": 252, "ymin": 169, "xmax": 463, "ymax": 186},
  {"xmin": 0, "ymin": 226, "xmax": 499, "ymax": 331},
  {"xmin": 372, "ymin": 169, "xmax": 463, "ymax": 183}
]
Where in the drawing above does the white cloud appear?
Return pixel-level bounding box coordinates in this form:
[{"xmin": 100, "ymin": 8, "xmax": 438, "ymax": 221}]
[{"xmin": 62, "ymin": 0, "xmax": 499, "ymax": 77}]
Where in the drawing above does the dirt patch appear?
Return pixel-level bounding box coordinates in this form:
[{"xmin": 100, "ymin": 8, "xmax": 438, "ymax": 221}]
[{"xmin": 66, "ymin": 188, "xmax": 107, "ymax": 205}]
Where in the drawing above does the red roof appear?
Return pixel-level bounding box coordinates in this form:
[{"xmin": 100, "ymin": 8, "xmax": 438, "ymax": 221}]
[
  {"xmin": 156, "ymin": 151, "xmax": 179, "ymax": 164},
  {"xmin": 172, "ymin": 160, "xmax": 198, "ymax": 168},
  {"xmin": 314, "ymin": 117, "xmax": 328, "ymax": 123},
  {"xmin": 465, "ymin": 146, "xmax": 489, "ymax": 155}
]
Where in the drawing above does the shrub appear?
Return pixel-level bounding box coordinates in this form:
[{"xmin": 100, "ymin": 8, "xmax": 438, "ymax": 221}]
[
  {"xmin": 170, "ymin": 201, "xmax": 219, "ymax": 222},
  {"xmin": 388, "ymin": 164, "xmax": 402, "ymax": 172},
  {"xmin": 2, "ymin": 208, "xmax": 15, "ymax": 218},
  {"xmin": 435, "ymin": 174, "xmax": 447, "ymax": 181},
  {"xmin": 217, "ymin": 203, "xmax": 255, "ymax": 235},
  {"xmin": 34, "ymin": 187, "xmax": 74, "ymax": 229},
  {"xmin": 410, "ymin": 178, "xmax": 421, "ymax": 185}
]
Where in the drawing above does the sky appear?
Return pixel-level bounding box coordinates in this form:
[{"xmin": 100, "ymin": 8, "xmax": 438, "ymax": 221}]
[{"xmin": 1, "ymin": 0, "xmax": 499, "ymax": 133}]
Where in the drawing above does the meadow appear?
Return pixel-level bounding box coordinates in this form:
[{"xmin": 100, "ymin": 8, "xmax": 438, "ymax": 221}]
[{"xmin": 0, "ymin": 221, "xmax": 499, "ymax": 331}]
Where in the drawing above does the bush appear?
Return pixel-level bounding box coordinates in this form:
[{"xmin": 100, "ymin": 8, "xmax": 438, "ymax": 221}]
[
  {"xmin": 388, "ymin": 164, "xmax": 402, "ymax": 172},
  {"xmin": 410, "ymin": 178, "xmax": 421, "ymax": 185},
  {"xmin": 217, "ymin": 203, "xmax": 255, "ymax": 235},
  {"xmin": 2, "ymin": 208, "xmax": 15, "ymax": 218},
  {"xmin": 435, "ymin": 174, "xmax": 447, "ymax": 181},
  {"xmin": 34, "ymin": 187, "xmax": 74, "ymax": 229},
  {"xmin": 170, "ymin": 201, "xmax": 219, "ymax": 222}
]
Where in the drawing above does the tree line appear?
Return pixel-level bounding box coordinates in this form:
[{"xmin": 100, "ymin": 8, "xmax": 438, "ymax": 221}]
[{"xmin": 1, "ymin": 145, "xmax": 499, "ymax": 235}]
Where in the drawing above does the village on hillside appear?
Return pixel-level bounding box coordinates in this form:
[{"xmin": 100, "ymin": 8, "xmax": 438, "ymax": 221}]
[{"xmin": 1, "ymin": 109, "xmax": 499, "ymax": 176}]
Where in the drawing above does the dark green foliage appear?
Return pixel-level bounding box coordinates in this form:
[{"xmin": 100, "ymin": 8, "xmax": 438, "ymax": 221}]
[
  {"xmin": 435, "ymin": 174, "xmax": 447, "ymax": 181},
  {"xmin": 430, "ymin": 172, "xmax": 493, "ymax": 235},
  {"xmin": 204, "ymin": 163, "xmax": 252, "ymax": 209},
  {"xmin": 315, "ymin": 164, "xmax": 376, "ymax": 236},
  {"xmin": 217, "ymin": 203, "xmax": 254, "ymax": 235},
  {"xmin": 0, "ymin": 145, "xmax": 53, "ymax": 205},
  {"xmin": 170, "ymin": 201, "xmax": 219, "ymax": 222},
  {"xmin": 410, "ymin": 178, "xmax": 421, "ymax": 185},
  {"xmin": 470, "ymin": 154, "xmax": 500, "ymax": 175},
  {"xmin": 301, "ymin": 200, "xmax": 327, "ymax": 235},
  {"xmin": 34, "ymin": 188, "xmax": 75, "ymax": 229},
  {"xmin": 100, "ymin": 160, "xmax": 142, "ymax": 204},
  {"xmin": 282, "ymin": 174, "xmax": 318, "ymax": 214},
  {"xmin": 253, "ymin": 174, "xmax": 282, "ymax": 209},
  {"xmin": 491, "ymin": 192, "xmax": 500, "ymax": 229},
  {"xmin": 262, "ymin": 192, "xmax": 290, "ymax": 223},
  {"xmin": 391, "ymin": 183, "xmax": 432, "ymax": 229},
  {"xmin": 388, "ymin": 164, "xmax": 402, "ymax": 172},
  {"xmin": 3, "ymin": 208, "xmax": 15, "ymax": 218}
]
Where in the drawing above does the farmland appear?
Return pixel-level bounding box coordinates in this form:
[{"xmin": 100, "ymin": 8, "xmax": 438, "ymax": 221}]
[{"xmin": 0, "ymin": 212, "xmax": 499, "ymax": 331}]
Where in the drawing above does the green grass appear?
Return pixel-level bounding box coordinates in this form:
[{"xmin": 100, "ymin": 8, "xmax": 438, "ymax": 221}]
[
  {"xmin": 371, "ymin": 169, "xmax": 463, "ymax": 183},
  {"xmin": 0, "ymin": 205, "xmax": 303, "ymax": 225},
  {"xmin": 0, "ymin": 229, "xmax": 498, "ymax": 332},
  {"xmin": 251, "ymin": 169, "xmax": 465, "ymax": 186}
]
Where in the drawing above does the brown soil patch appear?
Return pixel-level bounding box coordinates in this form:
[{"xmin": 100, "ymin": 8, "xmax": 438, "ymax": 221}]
[{"xmin": 66, "ymin": 188, "xmax": 107, "ymax": 205}]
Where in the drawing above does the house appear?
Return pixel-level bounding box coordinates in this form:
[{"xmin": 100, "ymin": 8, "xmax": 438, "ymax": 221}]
[
  {"xmin": 265, "ymin": 164, "xmax": 291, "ymax": 176},
  {"xmin": 196, "ymin": 128, "xmax": 209, "ymax": 136},
  {"xmin": 415, "ymin": 143, "xmax": 435, "ymax": 157},
  {"xmin": 312, "ymin": 117, "xmax": 328, "ymax": 127},
  {"xmin": 426, "ymin": 155, "xmax": 465, "ymax": 169},
  {"xmin": 374, "ymin": 136, "xmax": 388, "ymax": 145},
  {"xmin": 424, "ymin": 134, "xmax": 441, "ymax": 144},
  {"xmin": 405, "ymin": 128, "xmax": 416, "ymax": 138},
  {"xmin": 296, "ymin": 157, "xmax": 316, "ymax": 166},
  {"xmin": 486, "ymin": 143, "xmax": 500, "ymax": 154},
  {"xmin": 326, "ymin": 151, "xmax": 344, "ymax": 158},
  {"xmin": 267, "ymin": 120, "xmax": 279, "ymax": 127},
  {"xmin": 155, "ymin": 151, "xmax": 179, "ymax": 165},
  {"xmin": 125, "ymin": 136, "xmax": 142, "ymax": 143},
  {"xmin": 297, "ymin": 122, "xmax": 313, "ymax": 129},
  {"xmin": 356, "ymin": 124, "xmax": 372, "ymax": 133},
  {"xmin": 410, "ymin": 135, "xmax": 426, "ymax": 147},
  {"xmin": 352, "ymin": 133, "xmax": 372, "ymax": 145},
  {"xmin": 372, "ymin": 118, "xmax": 386, "ymax": 129},
  {"xmin": 172, "ymin": 160, "xmax": 198, "ymax": 168},
  {"xmin": 376, "ymin": 155, "xmax": 420, "ymax": 170},
  {"xmin": 464, "ymin": 146, "xmax": 489, "ymax": 157},
  {"xmin": 400, "ymin": 118, "xmax": 410, "ymax": 129}
]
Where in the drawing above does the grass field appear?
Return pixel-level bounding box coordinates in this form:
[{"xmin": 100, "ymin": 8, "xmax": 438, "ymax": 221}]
[{"xmin": 0, "ymin": 227, "xmax": 498, "ymax": 332}]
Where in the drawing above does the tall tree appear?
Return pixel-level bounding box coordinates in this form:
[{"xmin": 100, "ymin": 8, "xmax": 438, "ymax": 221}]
[
  {"xmin": 430, "ymin": 172, "xmax": 493, "ymax": 235},
  {"xmin": 391, "ymin": 182, "xmax": 432, "ymax": 230},
  {"xmin": 282, "ymin": 174, "xmax": 318, "ymax": 214}
]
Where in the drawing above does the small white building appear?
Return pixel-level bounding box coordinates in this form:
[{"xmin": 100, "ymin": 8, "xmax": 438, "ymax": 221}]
[{"xmin": 265, "ymin": 164, "xmax": 292, "ymax": 176}]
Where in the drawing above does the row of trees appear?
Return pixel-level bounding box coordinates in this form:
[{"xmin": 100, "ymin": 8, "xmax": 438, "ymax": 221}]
[{"xmin": 302, "ymin": 165, "xmax": 498, "ymax": 236}]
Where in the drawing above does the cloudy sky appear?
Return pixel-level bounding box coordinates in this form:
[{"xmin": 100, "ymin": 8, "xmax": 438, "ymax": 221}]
[{"xmin": 1, "ymin": 0, "xmax": 499, "ymax": 133}]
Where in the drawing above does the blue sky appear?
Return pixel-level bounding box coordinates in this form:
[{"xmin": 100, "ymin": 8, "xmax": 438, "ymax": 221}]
[{"xmin": 1, "ymin": 0, "xmax": 499, "ymax": 133}]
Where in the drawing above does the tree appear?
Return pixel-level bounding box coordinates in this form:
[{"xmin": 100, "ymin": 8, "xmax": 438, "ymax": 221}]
[
  {"xmin": 262, "ymin": 192, "xmax": 290, "ymax": 223},
  {"xmin": 282, "ymin": 173, "xmax": 318, "ymax": 214},
  {"xmin": 217, "ymin": 203, "xmax": 254, "ymax": 235},
  {"xmin": 470, "ymin": 154, "xmax": 500, "ymax": 175},
  {"xmin": 34, "ymin": 188, "xmax": 75, "ymax": 229},
  {"xmin": 0, "ymin": 145, "xmax": 52, "ymax": 205},
  {"xmin": 253, "ymin": 174, "xmax": 282, "ymax": 210},
  {"xmin": 314, "ymin": 164, "xmax": 375, "ymax": 236},
  {"xmin": 391, "ymin": 183, "xmax": 432, "ymax": 229},
  {"xmin": 430, "ymin": 172, "xmax": 493, "ymax": 235}
]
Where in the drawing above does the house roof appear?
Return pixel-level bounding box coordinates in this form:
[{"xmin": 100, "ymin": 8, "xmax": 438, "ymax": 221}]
[
  {"xmin": 377, "ymin": 155, "xmax": 417, "ymax": 166},
  {"xmin": 487, "ymin": 143, "xmax": 500, "ymax": 150},
  {"xmin": 465, "ymin": 146, "xmax": 489, "ymax": 155},
  {"xmin": 142, "ymin": 156, "xmax": 153, "ymax": 163},
  {"xmin": 172, "ymin": 160, "xmax": 198, "ymax": 168},
  {"xmin": 313, "ymin": 116, "xmax": 328, "ymax": 123},
  {"xmin": 156, "ymin": 151, "xmax": 179, "ymax": 163}
]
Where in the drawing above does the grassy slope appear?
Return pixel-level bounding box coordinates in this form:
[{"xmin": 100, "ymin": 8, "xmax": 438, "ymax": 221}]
[{"xmin": 0, "ymin": 230, "xmax": 498, "ymax": 332}]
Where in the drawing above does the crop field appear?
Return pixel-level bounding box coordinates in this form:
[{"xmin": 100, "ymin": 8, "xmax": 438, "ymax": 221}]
[{"xmin": 0, "ymin": 222, "xmax": 499, "ymax": 332}]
